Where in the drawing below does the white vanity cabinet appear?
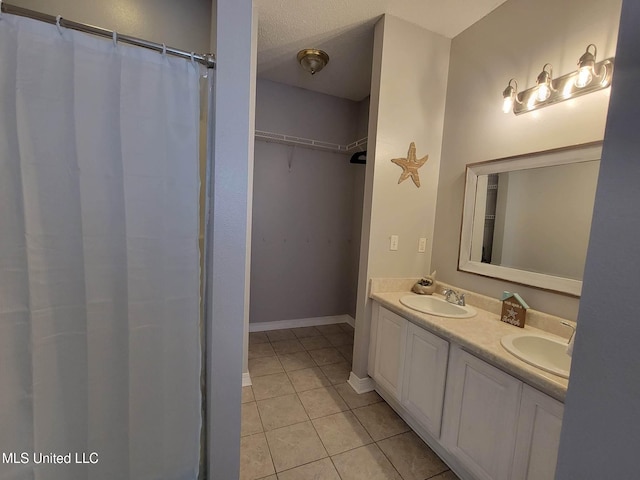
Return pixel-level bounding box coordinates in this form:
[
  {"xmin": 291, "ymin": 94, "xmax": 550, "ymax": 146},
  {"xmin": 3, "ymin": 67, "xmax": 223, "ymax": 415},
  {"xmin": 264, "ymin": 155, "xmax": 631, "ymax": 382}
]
[
  {"xmin": 370, "ymin": 306, "xmax": 407, "ymax": 400},
  {"xmin": 368, "ymin": 302, "xmax": 565, "ymax": 480},
  {"xmin": 511, "ymin": 385, "xmax": 564, "ymax": 480},
  {"xmin": 442, "ymin": 346, "xmax": 522, "ymax": 480},
  {"xmin": 401, "ymin": 322, "xmax": 449, "ymax": 438}
]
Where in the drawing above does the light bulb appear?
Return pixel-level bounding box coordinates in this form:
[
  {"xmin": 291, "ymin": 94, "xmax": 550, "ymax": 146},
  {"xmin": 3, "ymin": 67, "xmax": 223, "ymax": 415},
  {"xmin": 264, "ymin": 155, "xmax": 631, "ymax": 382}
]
[
  {"xmin": 502, "ymin": 96, "xmax": 514, "ymax": 113},
  {"xmin": 501, "ymin": 81, "xmax": 518, "ymax": 114},
  {"xmin": 575, "ymin": 67, "xmax": 593, "ymax": 88},
  {"xmin": 536, "ymin": 83, "xmax": 550, "ymax": 102}
]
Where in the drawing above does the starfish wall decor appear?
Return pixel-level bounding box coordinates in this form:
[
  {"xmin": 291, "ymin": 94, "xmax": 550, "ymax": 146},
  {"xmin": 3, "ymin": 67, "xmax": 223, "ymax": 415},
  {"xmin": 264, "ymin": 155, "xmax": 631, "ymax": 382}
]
[{"xmin": 391, "ymin": 142, "xmax": 429, "ymax": 188}]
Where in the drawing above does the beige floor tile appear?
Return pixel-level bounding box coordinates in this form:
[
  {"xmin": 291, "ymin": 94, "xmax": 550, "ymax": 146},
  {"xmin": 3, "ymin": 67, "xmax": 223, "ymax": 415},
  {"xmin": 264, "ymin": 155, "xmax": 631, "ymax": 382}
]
[
  {"xmin": 300, "ymin": 335, "xmax": 331, "ymax": 351},
  {"xmin": 325, "ymin": 332, "xmax": 353, "ymax": 347},
  {"xmin": 287, "ymin": 367, "xmax": 332, "ymax": 392},
  {"xmin": 276, "ymin": 458, "xmax": 340, "ymax": 480},
  {"xmin": 377, "ymin": 431, "xmax": 448, "ymax": 480},
  {"xmin": 242, "ymin": 386, "xmax": 255, "ymax": 404},
  {"xmin": 430, "ymin": 470, "xmax": 460, "ymax": 480},
  {"xmin": 319, "ymin": 362, "xmax": 351, "ymax": 385},
  {"xmin": 353, "ymin": 402, "xmax": 410, "ymax": 441},
  {"xmin": 291, "ymin": 326, "xmax": 321, "ymax": 338},
  {"xmin": 308, "ymin": 347, "xmax": 346, "ymax": 366},
  {"xmin": 252, "ymin": 373, "xmax": 295, "ymax": 401},
  {"xmin": 256, "ymin": 476, "xmax": 277, "ymax": 480},
  {"xmin": 334, "ymin": 383, "xmax": 382, "ymax": 409},
  {"xmin": 298, "ymin": 386, "xmax": 349, "ymax": 419},
  {"xmin": 312, "ymin": 411, "xmax": 373, "ymax": 455},
  {"xmin": 257, "ymin": 393, "xmax": 309, "ymax": 431},
  {"xmin": 331, "ymin": 444, "xmax": 402, "ymax": 480},
  {"xmin": 271, "ymin": 339, "xmax": 305, "ymax": 355},
  {"xmin": 249, "ymin": 356, "xmax": 284, "ymax": 377},
  {"xmin": 249, "ymin": 332, "xmax": 270, "ymax": 345},
  {"xmin": 278, "ymin": 351, "xmax": 317, "ymax": 372},
  {"xmin": 266, "ymin": 329, "xmax": 296, "ymax": 342},
  {"xmin": 240, "ymin": 432, "xmax": 275, "ymax": 480},
  {"xmin": 241, "ymin": 402, "xmax": 264, "ymax": 437},
  {"xmin": 249, "ymin": 342, "xmax": 277, "ymax": 359},
  {"xmin": 316, "ymin": 324, "xmax": 345, "ymax": 335},
  {"xmin": 265, "ymin": 421, "xmax": 328, "ymax": 472},
  {"xmin": 335, "ymin": 344, "xmax": 353, "ymax": 363}
]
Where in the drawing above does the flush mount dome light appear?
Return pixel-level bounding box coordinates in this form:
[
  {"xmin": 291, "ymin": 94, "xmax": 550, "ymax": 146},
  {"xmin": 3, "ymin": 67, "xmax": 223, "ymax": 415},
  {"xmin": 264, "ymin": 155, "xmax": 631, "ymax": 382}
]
[{"xmin": 297, "ymin": 49, "xmax": 329, "ymax": 75}]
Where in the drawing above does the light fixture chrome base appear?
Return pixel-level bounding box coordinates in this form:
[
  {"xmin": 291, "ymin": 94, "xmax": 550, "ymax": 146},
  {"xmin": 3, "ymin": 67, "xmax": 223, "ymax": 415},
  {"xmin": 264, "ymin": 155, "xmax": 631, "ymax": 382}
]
[
  {"xmin": 513, "ymin": 58, "xmax": 614, "ymax": 115},
  {"xmin": 297, "ymin": 48, "xmax": 329, "ymax": 75}
]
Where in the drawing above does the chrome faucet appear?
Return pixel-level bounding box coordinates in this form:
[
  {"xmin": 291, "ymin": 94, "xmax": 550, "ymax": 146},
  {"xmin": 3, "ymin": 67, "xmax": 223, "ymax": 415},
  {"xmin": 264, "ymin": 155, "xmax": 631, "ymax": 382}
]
[{"xmin": 443, "ymin": 289, "xmax": 466, "ymax": 306}]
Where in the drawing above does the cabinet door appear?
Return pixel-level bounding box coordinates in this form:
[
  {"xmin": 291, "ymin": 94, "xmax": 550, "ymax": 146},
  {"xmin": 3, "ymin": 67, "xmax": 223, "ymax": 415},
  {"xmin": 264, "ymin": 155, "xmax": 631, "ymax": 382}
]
[
  {"xmin": 372, "ymin": 306, "xmax": 407, "ymax": 400},
  {"xmin": 442, "ymin": 346, "xmax": 522, "ymax": 480},
  {"xmin": 511, "ymin": 385, "xmax": 564, "ymax": 480},
  {"xmin": 401, "ymin": 322, "xmax": 449, "ymax": 438}
]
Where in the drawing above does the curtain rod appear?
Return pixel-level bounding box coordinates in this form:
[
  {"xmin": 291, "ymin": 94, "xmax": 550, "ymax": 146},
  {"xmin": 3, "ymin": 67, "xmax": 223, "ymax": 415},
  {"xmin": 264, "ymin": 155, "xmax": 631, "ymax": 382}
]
[{"xmin": 0, "ymin": 2, "xmax": 216, "ymax": 69}]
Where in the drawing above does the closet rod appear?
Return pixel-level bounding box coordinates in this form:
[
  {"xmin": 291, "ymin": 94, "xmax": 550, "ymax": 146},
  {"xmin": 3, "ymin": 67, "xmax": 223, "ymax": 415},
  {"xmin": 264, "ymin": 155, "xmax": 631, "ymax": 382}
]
[{"xmin": 0, "ymin": 2, "xmax": 216, "ymax": 68}]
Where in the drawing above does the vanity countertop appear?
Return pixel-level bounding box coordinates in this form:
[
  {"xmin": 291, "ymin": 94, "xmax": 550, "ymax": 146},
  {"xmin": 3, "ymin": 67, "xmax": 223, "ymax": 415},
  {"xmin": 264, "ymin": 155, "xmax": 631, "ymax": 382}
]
[{"xmin": 371, "ymin": 290, "xmax": 570, "ymax": 402}]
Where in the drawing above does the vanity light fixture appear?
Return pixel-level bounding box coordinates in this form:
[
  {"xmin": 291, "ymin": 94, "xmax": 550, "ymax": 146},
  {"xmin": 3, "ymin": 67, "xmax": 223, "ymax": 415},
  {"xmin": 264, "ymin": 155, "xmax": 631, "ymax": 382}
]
[
  {"xmin": 502, "ymin": 79, "xmax": 522, "ymax": 113},
  {"xmin": 535, "ymin": 64, "xmax": 554, "ymax": 102},
  {"xmin": 297, "ymin": 48, "xmax": 330, "ymax": 75},
  {"xmin": 502, "ymin": 44, "xmax": 614, "ymax": 115},
  {"xmin": 575, "ymin": 44, "xmax": 605, "ymax": 88}
]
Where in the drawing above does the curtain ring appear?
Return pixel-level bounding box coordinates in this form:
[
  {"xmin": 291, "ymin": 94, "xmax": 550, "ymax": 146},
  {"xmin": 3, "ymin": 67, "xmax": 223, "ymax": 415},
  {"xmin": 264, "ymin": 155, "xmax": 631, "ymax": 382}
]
[
  {"xmin": 56, "ymin": 15, "xmax": 64, "ymax": 35},
  {"xmin": 162, "ymin": 43, "xmax": 167, "ymax": 56},
  {"xmin": 190, "ymin": 52, "xmax": 195, "ymax": 63},
  {"xmin": 112, "ymin": 31, "xmax": 118, "ymax": 48}
]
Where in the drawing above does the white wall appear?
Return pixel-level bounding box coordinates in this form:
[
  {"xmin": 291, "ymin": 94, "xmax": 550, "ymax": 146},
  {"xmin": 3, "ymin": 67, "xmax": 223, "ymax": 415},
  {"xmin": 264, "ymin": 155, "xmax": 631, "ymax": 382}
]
[
  {"xmin": 556, "ymin": 0, "xmax": 640, "ymax": 476},
  {"xmin": 11, "ymin": 0, "xmax": 212, "ymax": 53},
  {"xmin": 251, "ymin": 80, "xmax": 365, "ymax": 322},
  {"xmin": 432, "ymin": 0, "xmax": 622, "ymax": 321},
  {"xmin": 353, "ymin": 15, "xmax": 451, "ymax": 378}
]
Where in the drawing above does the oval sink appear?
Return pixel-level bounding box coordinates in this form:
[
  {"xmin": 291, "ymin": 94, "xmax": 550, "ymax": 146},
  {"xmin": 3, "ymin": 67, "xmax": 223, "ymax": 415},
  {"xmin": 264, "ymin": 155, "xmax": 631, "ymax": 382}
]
[
  {"xmin": 399, "ymin": 295, "xmax": 477, "ymax": 318},
  {"xmin": 501, "ymin": 333, "xmax": 572, "ymax": 378}
]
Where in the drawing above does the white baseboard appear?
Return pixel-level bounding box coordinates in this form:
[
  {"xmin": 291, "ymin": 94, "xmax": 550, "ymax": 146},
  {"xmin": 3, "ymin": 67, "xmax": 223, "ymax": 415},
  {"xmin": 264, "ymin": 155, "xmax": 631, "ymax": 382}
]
[
  {"xmin": 347, "ymin": 372, "xmax": 375, "ymax": 394},
  {"xmin": 242, "ymin": 372, "xmax": 252, "ymax": 387},
  {"xmin": 249, "ymin": 314, "xmax": 353, "ymax": 332},
  {"xmin": 345, "ymin": 315, "xmax": 355, "ymax": 328}
]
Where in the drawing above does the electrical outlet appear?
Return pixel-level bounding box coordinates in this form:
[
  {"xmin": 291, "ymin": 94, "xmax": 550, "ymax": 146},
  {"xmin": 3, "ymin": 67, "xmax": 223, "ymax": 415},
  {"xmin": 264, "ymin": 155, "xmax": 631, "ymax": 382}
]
[
  {"xmin": 418, "ymin": 237, "xmax": 427, "ymax": 253},
  {"xmin": 390, "ymin": 235, "xmax": 399, "ymax": 251}
]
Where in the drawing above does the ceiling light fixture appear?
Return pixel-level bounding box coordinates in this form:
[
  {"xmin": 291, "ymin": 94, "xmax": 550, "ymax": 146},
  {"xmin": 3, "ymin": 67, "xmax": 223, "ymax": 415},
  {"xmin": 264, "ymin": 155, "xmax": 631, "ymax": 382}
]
[
  {"xmin": 297, "ymin": 49, "xmax": 329, "ymax": 75},
  {"xmin": 502, "ymin": 44, "xmax": 614, "ymax": 115}
]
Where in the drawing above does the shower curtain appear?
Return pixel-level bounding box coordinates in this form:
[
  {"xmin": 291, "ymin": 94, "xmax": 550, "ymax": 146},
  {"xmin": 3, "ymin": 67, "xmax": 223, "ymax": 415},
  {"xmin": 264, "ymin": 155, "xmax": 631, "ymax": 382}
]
[{"xmin": 0, "ymin": 14, "xmax": 202, "ymax": 480}]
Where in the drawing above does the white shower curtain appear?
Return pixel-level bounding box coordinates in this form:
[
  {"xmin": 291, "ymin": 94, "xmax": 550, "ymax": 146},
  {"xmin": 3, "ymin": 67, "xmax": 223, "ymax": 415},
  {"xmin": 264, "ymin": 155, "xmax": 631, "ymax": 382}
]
[{"xmin": 0, "ymin": 15, "xmax": 202, "ymax": 480}]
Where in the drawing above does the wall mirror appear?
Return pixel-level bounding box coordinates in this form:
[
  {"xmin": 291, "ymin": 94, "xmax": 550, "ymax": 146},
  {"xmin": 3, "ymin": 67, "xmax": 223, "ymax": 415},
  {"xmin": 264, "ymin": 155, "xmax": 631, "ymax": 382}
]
[{"xmin": 459, "ymin": 142, "xmax": 602, "ymax": 296}]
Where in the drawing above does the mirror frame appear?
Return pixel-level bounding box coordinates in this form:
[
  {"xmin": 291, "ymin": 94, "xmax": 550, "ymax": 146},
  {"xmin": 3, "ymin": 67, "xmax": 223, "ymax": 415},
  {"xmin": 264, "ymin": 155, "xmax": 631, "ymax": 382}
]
[{"xmin": 458, "ymin": 141, "xmax": 603, "ymax": 297}]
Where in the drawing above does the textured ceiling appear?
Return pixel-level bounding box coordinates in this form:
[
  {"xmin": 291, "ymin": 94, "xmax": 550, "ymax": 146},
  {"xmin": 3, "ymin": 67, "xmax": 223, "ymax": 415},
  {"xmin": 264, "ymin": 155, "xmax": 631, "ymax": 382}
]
[{"xmin": 255, "ymin": 0, "xmax": 508, "ymax": 101}]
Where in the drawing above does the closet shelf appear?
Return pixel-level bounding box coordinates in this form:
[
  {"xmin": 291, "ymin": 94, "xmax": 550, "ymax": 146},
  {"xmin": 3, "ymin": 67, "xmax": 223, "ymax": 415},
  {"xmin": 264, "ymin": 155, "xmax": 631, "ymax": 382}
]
[{"xmin": 255, "ymin": 130, "xmax": 367, "ymax": 154}]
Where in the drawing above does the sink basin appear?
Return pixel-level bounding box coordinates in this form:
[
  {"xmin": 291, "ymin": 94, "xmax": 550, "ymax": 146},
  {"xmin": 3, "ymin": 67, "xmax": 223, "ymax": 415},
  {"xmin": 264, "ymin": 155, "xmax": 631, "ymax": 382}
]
[
  {"xmin": 501, "ymin": 333, "xmax": 572, "ymax": 378},
  {"xmin": 399, "ymin": 295, "xmax": 477, "ymax": 318}
]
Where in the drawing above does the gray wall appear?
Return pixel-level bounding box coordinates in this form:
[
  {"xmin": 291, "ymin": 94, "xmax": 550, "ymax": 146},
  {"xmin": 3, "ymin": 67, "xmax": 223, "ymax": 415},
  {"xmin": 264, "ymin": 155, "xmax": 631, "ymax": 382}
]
[
  {"xmin": 556, "ymin": 0, "xmax": 640, "ymax": 476},
  {"xmin": 432, "ymin": 0, "xmax": 622, "ymax": 321},
  {"xmin": 251, "ymin": 80, "xmax": 366, "ymax": 323},
  {"xmin": 10, "ymin": 0, "xmax": 212, "ymax": 53},
  {"xmin": 209, "ymin": 0, "xmax": 256, "ymax": 477}
]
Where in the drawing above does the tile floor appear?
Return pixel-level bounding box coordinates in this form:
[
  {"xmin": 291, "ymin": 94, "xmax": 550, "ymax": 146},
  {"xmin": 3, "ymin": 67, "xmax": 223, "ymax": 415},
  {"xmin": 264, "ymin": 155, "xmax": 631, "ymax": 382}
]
[{"xmin": 241, "ymin": 323, "xmax": 460, "ymax": 480}]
